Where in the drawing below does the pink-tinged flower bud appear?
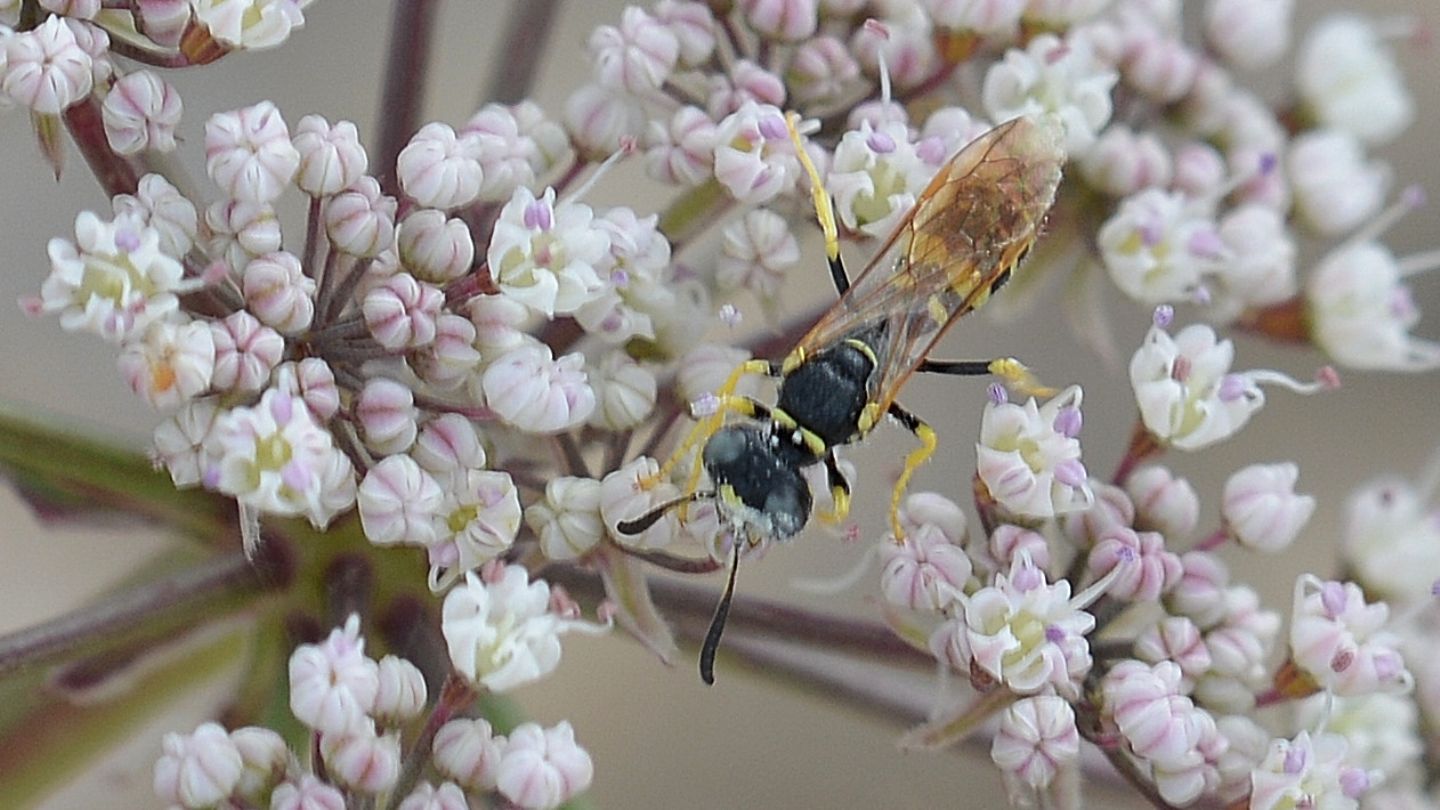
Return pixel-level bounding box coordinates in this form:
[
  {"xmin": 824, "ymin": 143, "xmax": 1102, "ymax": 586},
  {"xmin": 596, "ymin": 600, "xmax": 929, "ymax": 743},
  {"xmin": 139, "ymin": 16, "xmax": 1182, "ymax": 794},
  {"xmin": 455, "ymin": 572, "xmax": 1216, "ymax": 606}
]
[
  {"xmin": 461, "ymin": 104, "xmax": 538, "ymax": 202},
  {"xmin": 1136, "ymin": 616, "xmax": 1212, "ymax": 682},
  {"xmin": 600, "ymin": 456, "xmax": 681, "ymax": 551},
  {"xmin": 1298, "ymin": 15, "xmax": 1413, "ymax": 146},
  {"xmin": 397, "ymin": 782, "xmax": 470, "ymax": 810},
  {"xmin": 326, "ymin": 176, "xmax": 397, "ymax": 257},
  {"xmin": 1089, "ymin": 528, "xmax": 1182, "ymax": 602},
  {"xmin": 990, "ymin": 695, "xmax": 1079, "ymax": 794},
  {"xmin": 42, "ymin": 0, "xmax": 101, "ymax": 17},
  {"xmin": 1123, "ymin": 35, "xmax": 1199, "ymax": 103},
  {"xmin": 102, "ymin": 70, "xmax": 182, "ymax": 155},
  {"xmin": 1290, "ymin": 575, "xmax": 1412, "ymax": 697},
  {"xmin": 358, "ymin": 455, "xmax": 443, "ymax": 547},
  {"xmin": 133, "ymin": 0, "xmax": 190, "ymax": 48},
  {"xmin": 655, "ymin": 0, "xmax": 715, "ymax": 66},
  {"xmin": 510, "ymin": 100, "xmax": 569, "ymax": 177},
  {"xmin": 591, "ymin": 5, "xmax": 679, "ymax": 93},
  {"xmin": 322, "ymin": 726, "xmax": 401, "ymax": 794},
  {"xmin": 228, "ymin": 726, "xmax": 286, "ymax": 800},
  {"xmin": 495, "ymin": 721, "xmax": 594, "ymax": 810},
  {"xmin": 1204, "ymin": 0, "xmax": 1292, "ymax": 71},
  {"xmin": 1061, "ymin": 481, "xmax": 1136, "ymax": 549},
  {"xmin": 288, "ymin": 615, "xmax": 380, "ymax": 736},
  {"xmin": 113, "ymin": 174, "xmax": 197, "ymax": 259},
  {"xmin": 740, "ymin": 0, "xmax": 817, "ymax": 41},
  {"xmin": 927, "ymin": 0, "xmax": 1026, "ymax": 34},
  {"xmin": 242, "ymin": 251, "xmax": 316, "ymax": 333},
  {"xmin": 1213, "ymin": 715, "xmax": 1269, "ymax": 802},
  {"xmin": 152, "ymin": 400, "xmax": 219, "ymax": 488},
  {"xmin": 564, "ymin": 82, "xmax": 647, "ymax": 160},
  {"xmin": 433, "ymin": 717, "xmax": 504, "ymax": 791},
  {"xmin": 292, "ymin": 115, "xmax": 368, "ymax": 196},
  {"xmin": 481, "ymin": 344, "xmax": 595, "ymax": 434},
  {"xmin": 716, "ymin": 207, "xmax": 799, "ymax": 297},
  {"xmin": 398, "ymin": 209, "xmax": 474, "ymax": 283},
  {"xmin": 1125, "ymin": 466, "xmax": 1199, "ymax": 540},
  {"xmin": 1171, "ymin": 141, "xmax": 1227, "ymax": 198},
  {"xmin": 989, "ymin": 524, "xmax": 1051, "ymax": 573},
  {"xmin": 356, "ymin": 377, "xmax": 418, "ymax": 456},
  {"xmin": 645, "ymin": 105, "xmax": 718, "ymax": 186},
  {"xmin": 397, "ymin": 122, "xmax": 485, "ymax": 210},
  {"xmin": 153, "ymin": 721, "xmax": 243, "ymax": 809},
  {"xmin": 118, "ymin": 318, "xmax": 215, "ymax": 411},
  {"xmin": 849, "ymin": 14, "xmax": 938, "ymax": 90},
  {"xmin": 207, "ymin": 199, "xmax": 282, "ymax": 272},
  {"xmin": 899, "ymin": 492, "xmax": 967, "ymax": 543},
  {"xmin": 1101, "ymin": 660, "xmax": 1201, "ymax": 764},
  {"xmin": 1214, "ymin": 203, "xmax": 1296, "ymax": 313},
  {"xmin": 880, "ymin": 521, "xmax": 972, "ymax": 612},
  {"xmin": 1288, "ymin": 129, "xmax": 1388, "ymax": 237},
  {"xmin": 205, "ymin": 101, "xmax": 300, "ymax": 203},
  {"xmin": 1080, "ymin": 124, "xmax": 1172, "ymax": 197},
  {"xmin": 411, "ymin": 413, "xmax": 486, "ymax": 477},
  {"xmin": 209, "ymin": 310, "xmax": 283, "ymax": 393},
  {"xmin": 588, "ymin": 351, "xmax": 657, "ymax": 431},
  {"xmin": 275, "ymin": 357, "xmax": 339, "ymax": 422},
  {"xmin": 707, "ymin": 59, "xmax": 787, "ymax": 119},
  {"xmin": 270, "ymin": 775, "xmax": 345, "ymax": 810},
  {"xmin": 412, "ymin": 314, "xmax": 481, "ymax": 391},
  {"xmin": 2, "ymin": 17, "xmax": 93, "ymax": 114},
  {"xmin": 527, "ymin": 476, "xmax": 605, "ymax": 560},
  {"xmin": 63, "ymin": 17, "xmax": 113, "ymax": 89},
  {"xmin": 1222, "ymin": 462, "xmax": 1315, "ymax": 553},
  {"xmin": 786, "ymin": 35, "xmax": 859, "ymax": 107},
  {"xmin": 1166, "ymin": 551, "xmax": 1230, "ymax": 629},
  {"xmin": 465, "ymin": 294, "xmax": 530, "ymax": 356},
  {"xmin": 363, "ymin": 272, "xmax": 443, "ymax": 350}
]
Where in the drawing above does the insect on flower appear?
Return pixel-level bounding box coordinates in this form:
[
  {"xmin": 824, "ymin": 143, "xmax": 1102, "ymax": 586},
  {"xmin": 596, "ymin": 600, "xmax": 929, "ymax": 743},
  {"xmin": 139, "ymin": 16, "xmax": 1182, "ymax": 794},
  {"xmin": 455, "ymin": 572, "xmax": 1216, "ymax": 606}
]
[{"xmin": 620, "ymin": 113, "xmax": 1067, "ymax": 683}]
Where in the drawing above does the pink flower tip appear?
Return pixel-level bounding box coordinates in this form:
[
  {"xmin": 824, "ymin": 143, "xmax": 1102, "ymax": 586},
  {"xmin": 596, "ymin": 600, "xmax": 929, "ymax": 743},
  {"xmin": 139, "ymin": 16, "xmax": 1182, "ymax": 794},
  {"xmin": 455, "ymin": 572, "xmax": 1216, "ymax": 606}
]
[
  {"xmin": 1339, "ymin": 767, "xmax": 1371, "ymax": 799},
  {"xmin": 116, "ymin": 228, "xmax": 141, "ymax": 252},
  {"xmin": 1257, "ymin": 152, "xmax": 1278, "ymax": 176},
  {"xmin": 548, "ymin": 585, "xmax": 581, "ymax": 619},
  {"xmin": 863, "ymin": 18, "xmax": 890, "ymax": 39},
  {"xmin": 1055, "ymin": 459, "xmax": 1088, "ymax": 488},
  {"xmin": 1331, "ymin": 647, "xmax": 1355, "ymax": 673},
  {"xmin": 617, "ymin": 135, "xmax": 639, "ymax": 155},
  {"xmin": 1153, "ymin": 305, "xmax": 1174, "ymax": 328},
  {"xmin": 1283, "ymin": 744, "xmax": 1309, "ymax": 774},
  {"xmin": 522, "ymin": 200, "xmax": 553, "ymax": 231},
  {"xmin": 1053, "ymin": 406, "xmax": 1082, "ymax": 438},
  {"xmin": 987, "ymin": 382, "xmax": 1008, "ymax": 406},
  {"xmin": 1315, "ymin": 366, "xmax": 1341, "ymax": 390},
  {"xmin": 480, "ymin": 559, "xmax": 506, "ymax": 584},
  {"xmin": 1320, "ymin": 580, "xmax": 1348, "ymax": 617},
  {"xmin": 866, "ymin": 130, "xmax": 897, "ymax": 154},
  {"xmin": 1217, "ymin": 373, "xmax": 1246, "ymax": 402},
  {"xmin": 1430, "ymin": 578, "xmax": 1440, "ymax": 597},
  {"xmin": 1190, "ymin": 285, "xmax": 1213, "ymax": 306},
  {"xmin": 202, "ymin": 261, "xmax": 231, "ymax": 285},
  {"xmin": 18, "ymin": 295, "xmax": 43, "ymax": 317},
  {"xmin": 1401, "ymin": 184, "xmax": 1427, "ymax": 209},
  {"xmin": 757, "ymin": 114, "xmax": 787, "ymax": 141}
]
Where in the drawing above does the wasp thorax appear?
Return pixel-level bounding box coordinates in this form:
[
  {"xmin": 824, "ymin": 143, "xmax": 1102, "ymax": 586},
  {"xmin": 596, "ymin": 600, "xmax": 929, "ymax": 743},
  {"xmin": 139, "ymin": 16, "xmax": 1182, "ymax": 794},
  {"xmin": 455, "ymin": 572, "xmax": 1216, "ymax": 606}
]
[{"xmin": 702, "ymin": 424, "xmax": 813, "ymax": 541}]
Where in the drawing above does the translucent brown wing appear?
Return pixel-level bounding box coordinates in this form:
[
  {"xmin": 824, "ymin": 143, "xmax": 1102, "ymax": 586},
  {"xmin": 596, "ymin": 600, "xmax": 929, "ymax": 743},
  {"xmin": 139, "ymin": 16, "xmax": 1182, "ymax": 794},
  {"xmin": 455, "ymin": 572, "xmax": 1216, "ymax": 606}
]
[{"xmin": 793, "ymin": 116, "xmax": 1066, "ymax": 418}]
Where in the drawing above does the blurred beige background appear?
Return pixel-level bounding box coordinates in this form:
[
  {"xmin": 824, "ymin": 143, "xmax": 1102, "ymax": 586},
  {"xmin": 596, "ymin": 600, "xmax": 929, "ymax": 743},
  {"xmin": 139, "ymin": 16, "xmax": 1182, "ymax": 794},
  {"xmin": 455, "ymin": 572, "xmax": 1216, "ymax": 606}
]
[{"xmin": 1, "ymin": 1, "xmax": 1438, "ymax": 807}]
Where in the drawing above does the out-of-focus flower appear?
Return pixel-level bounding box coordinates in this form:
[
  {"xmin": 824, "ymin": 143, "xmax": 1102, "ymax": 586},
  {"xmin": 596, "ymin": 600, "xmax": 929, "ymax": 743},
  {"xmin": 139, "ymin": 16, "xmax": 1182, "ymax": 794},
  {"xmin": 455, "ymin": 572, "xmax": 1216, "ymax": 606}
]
[
  {"xmin": 1124, "ymin": 466, "xmax": 1199, "ymax": 540},
  {"xmin": 1080, "ymin": 124, "xmax": 1171, "ymax": 197},
  {"xmin": 1306, "ymin": 240, "xmax": 1440, "ymax": 372},
  {"xmin": 1250, "ymin": 730, "xmax": 1376, "ymax": 810},
  {"xmin": 270, "ymin": 774, "xmax": 345, "ymax": 810},
  {"xmin": 982, "ymin": 32, "xmax": 1116, "ymax": 154},
  {"xmin": 153, "ymin": 722, "xmax": 243, "ymax": 809},
  {"xmin": 1204, "ymin": 0, "xmax": 1293, "ymax": 71},
  {"xmin": 229, "ymin": 726, "xmax": 286, "ymax": 800},
  {"xmin": 590, "ymin": 5, "xmax": 679, "ymax": 93},
  {"xmin": 1343, "ymin": 469, "xmax": 1440, "ymax": 604},
  {"xmin": 287, "ymin": 615, "xmax": 379, "ymax": 737},
  {"xmin": 1098, "ymin": 189, "xmax": 1223, "ymax": 305},
  {"xmin": 1288, "ymin": 129, "xmax": 1389, "ymax": 237},
  {"xmin": 1297, "ymin": 14, "xmax": 1413, "ymax": 146},
  {"xmin": 433, "ymin": 717, "xmax": 504, "ymax": 791},
  {"xmin": 715, "ymin": 207, "xmax": 799, "ymax": 298},
  {"xmin": 1290, "ymin": 575, "xmax": 1411, "ymax": 697}
]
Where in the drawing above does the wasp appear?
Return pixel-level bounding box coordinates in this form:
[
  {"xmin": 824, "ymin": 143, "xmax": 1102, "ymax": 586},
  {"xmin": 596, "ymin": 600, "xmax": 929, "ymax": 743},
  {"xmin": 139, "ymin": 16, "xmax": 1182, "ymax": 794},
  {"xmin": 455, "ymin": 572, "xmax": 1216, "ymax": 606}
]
[{"xmin": 619, "ymin": 114, "xmax": 1067, "ymax": 683}]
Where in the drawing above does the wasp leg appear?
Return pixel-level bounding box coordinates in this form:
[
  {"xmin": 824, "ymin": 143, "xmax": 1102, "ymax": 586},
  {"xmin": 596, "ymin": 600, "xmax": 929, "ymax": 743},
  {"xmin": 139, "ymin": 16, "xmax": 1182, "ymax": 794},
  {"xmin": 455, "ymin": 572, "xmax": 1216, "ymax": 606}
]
[
  {"xmin": 814, "ymin": 452, "xmax": 852, "ymax": 525},
  {"xmin": 784, "ymin": 111, "xmax": 848, "ymax": 297},
  {"xmin": 885, "ymin": 401, "xmax": 938, "ymax": 542},
  {"xmin": 919, "ymin": 357, "xmax": 1054, "ymax": 397},
  {"xmin": 647, "ymin": 359, "xmax": 780, "ymax": 489}
]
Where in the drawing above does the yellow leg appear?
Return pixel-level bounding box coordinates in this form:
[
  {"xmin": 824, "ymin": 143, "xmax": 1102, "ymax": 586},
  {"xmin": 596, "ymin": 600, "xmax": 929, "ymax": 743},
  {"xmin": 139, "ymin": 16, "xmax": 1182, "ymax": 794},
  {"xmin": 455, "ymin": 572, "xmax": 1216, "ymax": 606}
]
[
  {"xmin": 889, "ymin": 421, "xmax": 937, "ymax": 542},
  {"xmin": 645, "ymin": 359, "xmax": 772, "ymax": 489},
  {"xmin": 784, "ymin": 112, "xmax": 839, "ymax": 264},
  {"xmin": 815, "ymin": 485, "xmax": 851, "ymax": 525},
  {"xmin": 989, "ymin": 358, "xmax": 1055, "ymax": 398}
]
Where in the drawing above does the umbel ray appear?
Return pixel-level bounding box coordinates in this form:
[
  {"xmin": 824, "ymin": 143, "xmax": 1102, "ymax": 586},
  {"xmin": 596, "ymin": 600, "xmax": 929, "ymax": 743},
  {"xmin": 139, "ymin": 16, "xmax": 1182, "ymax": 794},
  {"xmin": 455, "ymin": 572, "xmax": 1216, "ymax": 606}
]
[{"xmin": 618, "ymin": 113, "xmax": 1067, "ymax": 684}]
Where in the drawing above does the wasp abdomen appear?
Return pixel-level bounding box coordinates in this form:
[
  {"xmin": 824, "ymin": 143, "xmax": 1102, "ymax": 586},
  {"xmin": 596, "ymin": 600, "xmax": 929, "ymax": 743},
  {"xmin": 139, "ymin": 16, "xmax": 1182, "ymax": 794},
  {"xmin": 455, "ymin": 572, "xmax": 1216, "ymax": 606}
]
[{"xmin": 776, "ymin": 341, "xmax": 875, "ymax": 447}]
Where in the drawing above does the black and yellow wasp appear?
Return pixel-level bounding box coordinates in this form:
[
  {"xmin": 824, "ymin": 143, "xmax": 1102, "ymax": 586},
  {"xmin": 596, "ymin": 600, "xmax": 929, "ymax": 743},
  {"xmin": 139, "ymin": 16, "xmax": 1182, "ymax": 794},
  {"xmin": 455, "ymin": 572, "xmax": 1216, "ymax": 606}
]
[{"xmin": 619, "ymin": 113, "xmax": 1066, "ymax": 683}]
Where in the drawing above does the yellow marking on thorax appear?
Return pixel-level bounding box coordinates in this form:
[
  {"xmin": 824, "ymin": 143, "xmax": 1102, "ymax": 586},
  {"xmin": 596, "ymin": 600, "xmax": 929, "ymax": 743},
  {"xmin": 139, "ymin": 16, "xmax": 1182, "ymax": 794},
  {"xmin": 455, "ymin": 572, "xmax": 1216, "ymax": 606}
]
[{"xmin": 772, "ymin": 407, "xmax": 827, "ymax": 456}]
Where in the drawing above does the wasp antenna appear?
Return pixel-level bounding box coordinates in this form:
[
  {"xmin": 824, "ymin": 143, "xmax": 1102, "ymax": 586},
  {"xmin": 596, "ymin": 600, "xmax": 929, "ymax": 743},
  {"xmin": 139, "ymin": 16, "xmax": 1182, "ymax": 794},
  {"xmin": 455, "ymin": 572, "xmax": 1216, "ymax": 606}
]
[
  {"xmin": 700, "ymin": 542, "xmax": 743, "ymax": 686},
  {"xmin": 616, "ymin": 491, "xmax": 711, "ymax": 535}
]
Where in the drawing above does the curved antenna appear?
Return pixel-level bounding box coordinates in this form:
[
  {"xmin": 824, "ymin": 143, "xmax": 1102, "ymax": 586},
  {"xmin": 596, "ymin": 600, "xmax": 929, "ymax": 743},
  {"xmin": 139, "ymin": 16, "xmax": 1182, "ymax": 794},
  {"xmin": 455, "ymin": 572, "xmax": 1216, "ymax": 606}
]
[
  {"xmin": 700, "ymin": 540, "xmax": 743, "ymax": 685},
  {"xmin": 615, "ymin": 491, "xmax": 712, "ymax": 535}
]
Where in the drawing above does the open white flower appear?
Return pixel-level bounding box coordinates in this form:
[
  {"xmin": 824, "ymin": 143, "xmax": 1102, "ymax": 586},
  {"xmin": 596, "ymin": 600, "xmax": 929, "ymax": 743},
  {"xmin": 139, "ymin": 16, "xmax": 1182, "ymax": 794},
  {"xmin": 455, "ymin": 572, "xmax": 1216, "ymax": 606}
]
[
  {"xmin": 976, "ymin": 385, "xmax": 1093, "ymax": 519},
  {"xmin": 489, "ymin": 186, "xmax": 610, "ymax": 317}
]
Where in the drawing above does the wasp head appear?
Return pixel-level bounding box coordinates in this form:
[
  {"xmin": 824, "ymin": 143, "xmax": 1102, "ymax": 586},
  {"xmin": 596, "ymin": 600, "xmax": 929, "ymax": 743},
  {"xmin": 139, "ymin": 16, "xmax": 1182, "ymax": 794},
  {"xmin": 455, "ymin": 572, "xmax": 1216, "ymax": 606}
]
[{"xmin": 702, "ymin": 423, "xmax": 813, "ymax": 542}]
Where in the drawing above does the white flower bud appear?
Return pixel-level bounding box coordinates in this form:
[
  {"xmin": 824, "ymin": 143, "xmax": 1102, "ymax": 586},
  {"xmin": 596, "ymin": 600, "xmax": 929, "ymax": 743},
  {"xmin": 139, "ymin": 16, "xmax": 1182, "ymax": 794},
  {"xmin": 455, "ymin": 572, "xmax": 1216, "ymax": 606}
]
[
  {"xmin": 1298, "ymin": 15, "xmax": 1413, "ymax": 145},
  {"xmin": 102, "ymin": 70, "xmax": 182, "ymax": 155},
  {"xmin": 398, "ymin": 123, "xmax": 484, "ymax": 210},
  {"xmin": 356, "ymin": 377, "xmax": 418, "ymax": 456},
  {"xmin": 1080, "ymin": 124, "xmax": 1172, "ymax": 197},
  {"xmin": 588, "ymin": 352, "xmax": 657, "ymax": 431},
  {"xmin": 207, "ymin": 199, "xmax": 282, "ymax": 273},
  {"xmin": 204, "ymin": 101, "xmax": 300, "ymax": 203},
  {"xmin": 358, "ymin": 455, "xmax": 444, "ymax": 547},
  {"xmin": 2, "ymin": 17, "xmax": 93, "ymax": 114},
  {"xmin": 229, "ymin": 726, "xmax": 286, "ymax": 800},
  {"xmin": 1125, "ymin": 466, "xmax": 1199, "ymax": 540},
  {"xmin": 363, "ymin": 272, "xmax": 443, "ymax": 350},
  {"xmin": 153, "ymin": 722, "xmax": 243, "ymax": 809},
  {"xmin": 292, "ymin": 115, "xmax": 368, "ymax": 196},
  {"xmin": 322, "ymin": 726, "xmax": 401, "ymax": 794},
  {"xmin": 326, "ymin": 176, "xmax": 398, "ymax": 258},
  {"xmin": 433, "ymin": 718, "xmax": 504, "ymax": 790},
  {"xmin": 481, "ymin": 344, "xmax": 595, "ymax": 434},
  {"xmin": 242, "ymin": 251, "xmax": 316, "ymax": 333},
  {"xmin": 398, "ymin": 209, "xmax": 474, "ymax": 283},
  {"xmin": 209, "ymin": 310, "xmax": 283, "ymax": 393},
  {"xmin": 495, "ymin": 721, "xmax": 594, "ymax": 810},
  {"xmin": 716, "ymin": 207, "xmax": 799, "ymax": 297},
  {"xmin": 1222, "ymin": 463, "xmax": 1314, "ymax": 552},
  {"xmin": 1204, "ymin": 0, "xmax": 1293, "ymax": 71},
  {"xmin": 527, "ymin": 476, "xmax": 605, "ymax": 560},
  {"xmin": 372, "ymin": 655, "xmax": 427, "ymax": 723},
  {"xmin": 1288, "ymin": 129, "xmax": 1388, "ymax": 237}
]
